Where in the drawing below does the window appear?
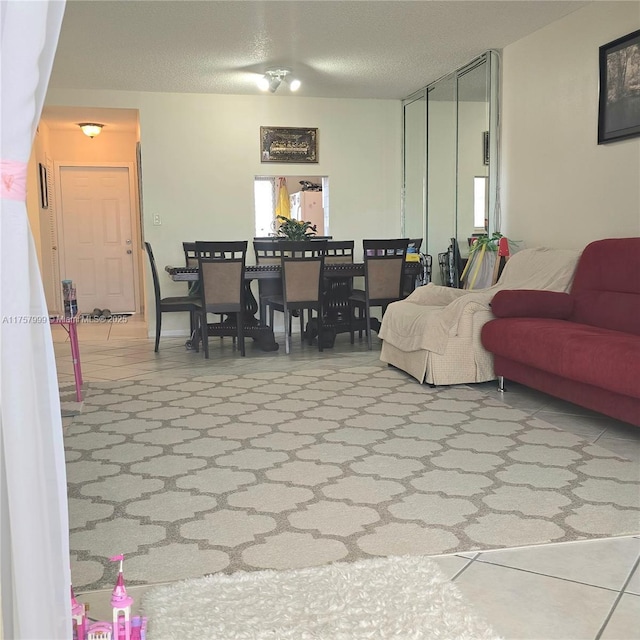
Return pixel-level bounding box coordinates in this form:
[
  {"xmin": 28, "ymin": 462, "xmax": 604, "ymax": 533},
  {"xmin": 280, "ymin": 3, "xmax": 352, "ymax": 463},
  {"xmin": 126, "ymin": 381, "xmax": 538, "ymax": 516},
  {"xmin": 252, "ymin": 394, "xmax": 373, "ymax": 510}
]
[
  {"xmin": 254, "ymin": 177, "xmax": 276, "ymax": 237},
  {"xmin": 254, "ymin": 176, "xmax": 329, "ymax": 237},
  {"xmin": 473, "ymin": 176, "xmax": 488, "ymax": 231}
]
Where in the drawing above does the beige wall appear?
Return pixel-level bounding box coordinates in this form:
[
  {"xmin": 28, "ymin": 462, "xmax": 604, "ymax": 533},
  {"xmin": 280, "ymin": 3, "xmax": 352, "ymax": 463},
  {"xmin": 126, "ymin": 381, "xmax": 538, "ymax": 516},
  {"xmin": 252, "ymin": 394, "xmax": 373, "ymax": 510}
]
[
  {"xmin": 49, "ymin": 128, "xmax": 138, "ymax": 164},
  {"xmin": 500, "ymin": 1, "xmax": 640, "ymax": 250},
  {"xmin": 28, "ymin": 124, "xmax": 48, "ymax": 261}
]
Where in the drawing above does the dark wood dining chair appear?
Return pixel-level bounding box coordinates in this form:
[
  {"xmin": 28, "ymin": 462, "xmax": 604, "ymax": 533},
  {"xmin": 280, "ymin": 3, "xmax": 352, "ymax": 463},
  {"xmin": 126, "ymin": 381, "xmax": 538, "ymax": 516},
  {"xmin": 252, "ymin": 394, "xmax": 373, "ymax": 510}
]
[
  {"xmin": 185, "ymin": 241, "xmax": 229, "ymax": 327},
  {"xmin": 253, "ymin": 240, "xmax": 288, "ymax": 325},
  {"xmin": 195, "ymin": 241, "xmax": 247, "ymax": 359},
  {"xmin": 264, "ymin": 240, "xmax": 328, "ymax": 354},
  {"xmin": 320, "ymin": 240, "xmax": 355, "ymax": 334},
  {"xmin": 324, "ymin": 240, "xmax": 355, "ymax": 264},
  {"xmin": 349, "ymin": 238, "xmax": 410, "ymax": 349},
  {"xmin": 182, "ymin": 241, "xmax": 198, "ymax": 269},
  {"xmin": 145, "ymin": 241, "xmax": 201, "ymax": 353}
]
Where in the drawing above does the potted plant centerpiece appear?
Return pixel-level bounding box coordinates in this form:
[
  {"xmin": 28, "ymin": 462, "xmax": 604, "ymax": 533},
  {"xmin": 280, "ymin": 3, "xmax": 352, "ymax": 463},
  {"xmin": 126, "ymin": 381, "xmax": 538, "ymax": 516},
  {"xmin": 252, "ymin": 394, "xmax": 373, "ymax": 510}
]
[{"xmin": 274, "ymin": 215, "xmax": 317, "ymax": 240}]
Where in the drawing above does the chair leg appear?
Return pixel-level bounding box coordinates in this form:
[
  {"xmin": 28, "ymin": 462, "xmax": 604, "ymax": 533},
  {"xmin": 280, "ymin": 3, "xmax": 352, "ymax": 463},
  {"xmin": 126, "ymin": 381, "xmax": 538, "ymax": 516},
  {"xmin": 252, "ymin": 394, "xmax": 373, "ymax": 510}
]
[
  {"xmin": 190, "ymin": 310, "xmax": 199, "ymax": 352},
  {"xmin": 300, "ymin": 309, "xmax": 305, "ymax": 343},
  {"xmin": 284, "ymin": 307, "xmax": 291, "ymax": 354},
  {"xmin": 154, "ymin": 309, "xmax": 162, "ymax": 353},
  {"xmin": 237, "ymin": 313, "xmax": 245, "ymax": 357},
  {"xmin": 202, "ymin": 312, "xmax": 210, "ymax": 359},
  {"xmin": 365, "ymin": 305, "xmax": 372, "ymax": 350},
  {"xmin": 317, "ymin": 309, "xmax": 324, "ymax": 352},
  {"xmin": 349, "ymin": 302, "xmax": 355, "ymax": 344}
]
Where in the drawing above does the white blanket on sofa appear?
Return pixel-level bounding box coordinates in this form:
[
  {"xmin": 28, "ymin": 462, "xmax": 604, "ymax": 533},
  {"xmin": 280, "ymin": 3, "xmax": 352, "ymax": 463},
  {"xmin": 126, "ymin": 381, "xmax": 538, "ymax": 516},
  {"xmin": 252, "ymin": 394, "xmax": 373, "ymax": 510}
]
[{"xmin": 379, "ymin": 247, "xmax": 581, "ymax": 355}]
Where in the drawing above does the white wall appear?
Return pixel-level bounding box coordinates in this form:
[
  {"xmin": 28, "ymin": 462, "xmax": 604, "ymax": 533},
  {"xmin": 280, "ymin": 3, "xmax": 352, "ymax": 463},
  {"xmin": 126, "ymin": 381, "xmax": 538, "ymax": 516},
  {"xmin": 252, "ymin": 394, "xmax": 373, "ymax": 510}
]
[
  {"xmin": 501, "ymin": 2, "xmax": 640, "ymax": 250},
  {"xmin": 44, "ymin": 90, "xmax": 402, "ymax": 334}
]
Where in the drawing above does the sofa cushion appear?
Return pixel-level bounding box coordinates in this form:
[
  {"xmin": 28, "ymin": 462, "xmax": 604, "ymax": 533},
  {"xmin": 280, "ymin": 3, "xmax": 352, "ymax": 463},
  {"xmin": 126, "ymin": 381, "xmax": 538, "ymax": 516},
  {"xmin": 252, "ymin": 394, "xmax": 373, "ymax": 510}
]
[
  {"xmin": 481, "ymin": 318, "xmax": 640, "ymax": 399},
  {"xmin": 569, "ymin": 237, "xmax": 640, "ymax": 336},
  {"xmin": 571, "ymin": 290, "xmax": 640, "ymax": 336},
  {"xmin": 491, "ymin": 290, "xmax": 573, "ymax": 319}
]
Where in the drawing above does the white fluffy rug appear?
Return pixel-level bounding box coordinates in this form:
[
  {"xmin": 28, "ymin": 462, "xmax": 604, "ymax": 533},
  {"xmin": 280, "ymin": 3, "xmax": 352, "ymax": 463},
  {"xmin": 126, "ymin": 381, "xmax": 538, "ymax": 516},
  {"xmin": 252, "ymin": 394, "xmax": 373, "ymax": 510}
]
[{"xmin": 142, "ymin": 555, "xmax": 501, "ymax": 639}]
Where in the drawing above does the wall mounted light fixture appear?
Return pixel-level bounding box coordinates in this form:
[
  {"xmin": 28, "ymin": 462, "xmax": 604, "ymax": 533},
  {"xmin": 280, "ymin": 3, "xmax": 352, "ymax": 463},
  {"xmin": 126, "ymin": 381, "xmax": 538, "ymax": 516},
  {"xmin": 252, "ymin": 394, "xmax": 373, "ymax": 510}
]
[
  {"xmin": 78, "ymin": 123, "xmax": 104, "ymax": 138},
  {"xmin": 257, "ymin": 69, "xmax": 301, "ymax": 94}
]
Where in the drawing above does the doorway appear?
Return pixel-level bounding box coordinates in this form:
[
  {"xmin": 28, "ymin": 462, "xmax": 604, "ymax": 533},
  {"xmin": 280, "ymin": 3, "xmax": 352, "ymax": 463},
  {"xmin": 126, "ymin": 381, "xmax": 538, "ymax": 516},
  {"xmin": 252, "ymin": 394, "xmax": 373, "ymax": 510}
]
[{"xmin": 57, "ymin": 164, "xmax": 140, "ymax": 314}]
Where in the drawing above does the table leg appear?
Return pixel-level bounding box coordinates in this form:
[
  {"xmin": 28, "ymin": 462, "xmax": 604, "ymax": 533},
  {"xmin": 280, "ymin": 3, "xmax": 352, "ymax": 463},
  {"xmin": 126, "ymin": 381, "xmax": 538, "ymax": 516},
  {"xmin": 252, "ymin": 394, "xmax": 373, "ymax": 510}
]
[{"xmin": 68, "ymin": 321, "xmax": 83, "ymax": 401}]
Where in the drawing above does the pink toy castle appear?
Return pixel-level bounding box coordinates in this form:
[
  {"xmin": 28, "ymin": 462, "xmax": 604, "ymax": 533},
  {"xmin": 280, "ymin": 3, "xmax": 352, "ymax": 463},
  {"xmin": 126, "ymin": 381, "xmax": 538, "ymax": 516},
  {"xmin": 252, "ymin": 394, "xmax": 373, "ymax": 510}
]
[{"xmin": 71, "ymin": 554, "xmax": 147, "ymax": 640}]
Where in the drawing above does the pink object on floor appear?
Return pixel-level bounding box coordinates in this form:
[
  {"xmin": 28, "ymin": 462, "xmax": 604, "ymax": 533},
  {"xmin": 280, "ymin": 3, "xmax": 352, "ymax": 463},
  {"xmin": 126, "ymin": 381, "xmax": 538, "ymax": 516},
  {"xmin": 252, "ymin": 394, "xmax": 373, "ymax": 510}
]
[
  {"xmin": 50, "ymin": 316, "xmax": 83, "ymax": 402},
  {"xmin": 71, "ymin": 555, "xmax": 147, "ymax": 640}
]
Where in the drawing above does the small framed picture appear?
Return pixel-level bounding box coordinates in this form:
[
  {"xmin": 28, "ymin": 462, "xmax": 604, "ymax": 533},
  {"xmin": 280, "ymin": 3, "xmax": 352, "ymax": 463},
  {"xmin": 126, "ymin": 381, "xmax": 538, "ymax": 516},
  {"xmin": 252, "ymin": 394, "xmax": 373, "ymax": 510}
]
[
  {"xmin": 260, "ymin": 127, "xmax": 318, "ymax": 163},
  {"xmin": 38, "ymin": 162, "xmax": 48, "ymax": 208},
  {"xmin": 598, "ymin": 29, "xmax": 640, "ymax": 144}
]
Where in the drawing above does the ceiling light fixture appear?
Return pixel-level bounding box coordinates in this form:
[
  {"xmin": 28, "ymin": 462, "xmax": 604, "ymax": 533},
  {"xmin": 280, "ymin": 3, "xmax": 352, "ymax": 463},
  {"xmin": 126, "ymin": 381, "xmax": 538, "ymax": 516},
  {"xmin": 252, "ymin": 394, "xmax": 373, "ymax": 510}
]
[
  {"xmin": 78, "ymin": 123, "xmax": 104, "ymax": 138},
  {"xmin": 257, "ymin": 69, "xmax": 301, "ymax": 94}
]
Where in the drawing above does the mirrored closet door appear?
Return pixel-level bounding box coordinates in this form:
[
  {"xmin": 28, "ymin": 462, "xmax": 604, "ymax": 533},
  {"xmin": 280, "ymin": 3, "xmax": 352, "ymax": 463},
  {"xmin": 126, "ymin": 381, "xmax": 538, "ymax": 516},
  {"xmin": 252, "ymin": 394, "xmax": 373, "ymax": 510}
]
[{"xmin": 402, "ymin": 51, "xmax": 499, "ymax": 285}]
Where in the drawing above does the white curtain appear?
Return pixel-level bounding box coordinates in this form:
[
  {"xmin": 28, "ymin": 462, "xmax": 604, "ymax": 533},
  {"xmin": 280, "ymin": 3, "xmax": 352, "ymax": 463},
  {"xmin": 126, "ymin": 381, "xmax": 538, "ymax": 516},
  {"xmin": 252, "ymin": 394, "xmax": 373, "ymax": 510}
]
[{"xmin": 0, "ymin": 2, "xmax": 70, "ymax": 638}]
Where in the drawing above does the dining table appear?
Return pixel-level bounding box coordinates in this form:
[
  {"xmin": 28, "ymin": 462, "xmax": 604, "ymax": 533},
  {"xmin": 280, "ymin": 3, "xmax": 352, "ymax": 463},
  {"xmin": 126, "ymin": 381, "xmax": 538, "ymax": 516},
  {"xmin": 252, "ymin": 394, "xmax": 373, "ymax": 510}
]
[{"xmin": 165, "ymin": 261, "xmax": 424, "ymax": 350}]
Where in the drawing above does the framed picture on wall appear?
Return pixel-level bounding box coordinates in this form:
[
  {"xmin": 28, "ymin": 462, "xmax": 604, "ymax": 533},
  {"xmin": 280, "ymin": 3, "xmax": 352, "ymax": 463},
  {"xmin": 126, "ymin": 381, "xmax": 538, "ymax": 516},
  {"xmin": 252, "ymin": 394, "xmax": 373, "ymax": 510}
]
[
  {"xmin": 597, "ymin": 29, "xmax": 640, "ymax": 144},
  {"xmin": 38, "ymin": 162, "xmax": 48, "ymax": 209},
  {"xmin": 260, "ymin": 127, "xmax": 318, "ymax": 163}
]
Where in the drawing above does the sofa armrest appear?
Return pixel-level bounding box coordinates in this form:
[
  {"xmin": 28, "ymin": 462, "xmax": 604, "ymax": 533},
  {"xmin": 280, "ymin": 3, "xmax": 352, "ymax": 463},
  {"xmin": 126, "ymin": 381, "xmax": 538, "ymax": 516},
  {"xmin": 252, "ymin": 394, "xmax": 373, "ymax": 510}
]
[{"xmin": 490, "ymin": 290, "xmax": 574, "ymax": 319}]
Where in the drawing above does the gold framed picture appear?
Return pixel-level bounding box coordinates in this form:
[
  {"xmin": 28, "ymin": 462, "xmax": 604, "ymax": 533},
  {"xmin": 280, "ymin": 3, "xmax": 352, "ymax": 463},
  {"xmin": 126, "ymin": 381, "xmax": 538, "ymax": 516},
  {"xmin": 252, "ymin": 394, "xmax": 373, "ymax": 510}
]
[{"xmin": 260, "ymin": 127, "xmax": 318, "ymax": 163}]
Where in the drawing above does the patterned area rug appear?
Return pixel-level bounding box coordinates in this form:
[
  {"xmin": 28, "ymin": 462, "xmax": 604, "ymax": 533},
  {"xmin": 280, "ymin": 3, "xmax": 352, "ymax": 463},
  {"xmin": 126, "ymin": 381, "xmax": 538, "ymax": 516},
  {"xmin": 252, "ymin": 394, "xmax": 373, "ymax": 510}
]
[
  {"xmin": 142, "ymin": 555, "xmax": 500, "ymax": 640},
  {"xmin": 66, "ymin": 359, "xmax": 640, "ymax": 591},
  {"xmin": 60, "ymin": 384, "xmax": 83, "ymax": 417}
]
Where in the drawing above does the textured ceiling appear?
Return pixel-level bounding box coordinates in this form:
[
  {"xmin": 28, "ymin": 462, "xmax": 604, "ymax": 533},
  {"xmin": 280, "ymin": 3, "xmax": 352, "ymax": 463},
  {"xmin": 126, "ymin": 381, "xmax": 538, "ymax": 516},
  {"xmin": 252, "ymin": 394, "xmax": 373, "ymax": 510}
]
[
  {"xmin": 44, "ymin": 1, "xmax": 591, "ymax": 132},
  {"xmin": 50, "ymin": 0, "xmax": 589, "ymax": 101}
]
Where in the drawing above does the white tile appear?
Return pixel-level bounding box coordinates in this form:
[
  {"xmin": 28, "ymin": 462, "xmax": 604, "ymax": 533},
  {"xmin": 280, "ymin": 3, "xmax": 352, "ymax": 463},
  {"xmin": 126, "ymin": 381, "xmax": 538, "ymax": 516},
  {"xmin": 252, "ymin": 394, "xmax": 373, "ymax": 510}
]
[
  {"xmin": 626, "ymin": 562, "xmax": 640, "ymax": 596},
  {"xmin": 431, "ymin": 554, "xmax": 472, "ymax": 579},
  {"xmin": 599, "ymin": 593, "xmax": 640, "ymax": 640},
  {"xmin": 473, "ymin": 537, "xmax": 640, "ymax": 590},
  {"xmin": 85, "ymin": 367, "xmax": 151, "ymax": 381},
  {"xmin": 453, "ymin": 560, "xmax": 618, "ymax": 639},
  {"xmin": 535, "ymin": 411, "xmax": 608, "ymax": 441},
  {"xmin": 595, "ymin": 438, "xmax": 640, "ymax": 463}
]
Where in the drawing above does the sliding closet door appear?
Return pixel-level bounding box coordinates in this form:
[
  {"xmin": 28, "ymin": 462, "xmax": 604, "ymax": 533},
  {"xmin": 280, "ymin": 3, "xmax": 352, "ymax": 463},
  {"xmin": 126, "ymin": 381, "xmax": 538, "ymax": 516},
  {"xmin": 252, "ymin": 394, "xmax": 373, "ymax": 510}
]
[
  {"xmin": 402, "ymin": 51, "xmax": 500, "ymax": 285},
  {"xmin": 427, "ymin": 74, "xmax": 456, "ymax": 283},
  {"xmin": 456, "ymin": 59, "xmax": 490, "ymax": 253},
  {"xmin": 402, "ymin": 91, "xmax": 427, "ymax": 243}
]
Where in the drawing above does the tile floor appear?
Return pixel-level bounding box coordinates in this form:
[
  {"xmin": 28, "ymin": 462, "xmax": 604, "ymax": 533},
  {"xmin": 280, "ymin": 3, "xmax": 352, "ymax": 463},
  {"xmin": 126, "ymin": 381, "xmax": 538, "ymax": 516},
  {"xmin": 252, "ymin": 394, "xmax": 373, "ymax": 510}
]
[{"xmin": 53, "ymin": 316, "xmax": 640, "ymax": 640}]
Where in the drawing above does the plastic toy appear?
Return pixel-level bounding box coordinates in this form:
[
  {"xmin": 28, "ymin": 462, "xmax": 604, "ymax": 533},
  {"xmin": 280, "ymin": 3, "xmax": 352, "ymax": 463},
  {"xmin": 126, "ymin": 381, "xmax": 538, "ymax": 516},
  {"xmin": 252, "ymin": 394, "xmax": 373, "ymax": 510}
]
[{"xmin": 71, "ymin": 555, "xmax": 147, "ymax": 640}]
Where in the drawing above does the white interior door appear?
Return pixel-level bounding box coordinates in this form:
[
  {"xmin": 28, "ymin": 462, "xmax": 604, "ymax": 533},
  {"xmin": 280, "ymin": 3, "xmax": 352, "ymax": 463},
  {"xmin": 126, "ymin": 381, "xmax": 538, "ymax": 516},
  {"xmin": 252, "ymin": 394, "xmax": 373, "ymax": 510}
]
[{"xmin": 59, "ymin": 166, "xmax": 136, "ymax": 313}]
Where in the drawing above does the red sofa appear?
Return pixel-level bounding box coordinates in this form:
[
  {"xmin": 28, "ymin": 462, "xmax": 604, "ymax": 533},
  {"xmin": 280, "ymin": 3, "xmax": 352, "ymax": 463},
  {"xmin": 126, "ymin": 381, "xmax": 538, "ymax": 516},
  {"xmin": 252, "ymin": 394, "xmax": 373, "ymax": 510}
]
[{"xmin": 481, "ymin": 237, "xmax": 640, "ymax": 427}]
